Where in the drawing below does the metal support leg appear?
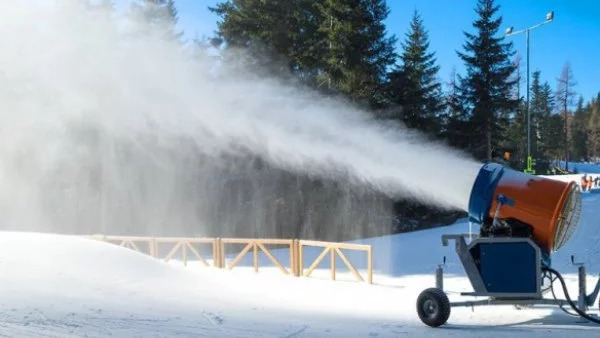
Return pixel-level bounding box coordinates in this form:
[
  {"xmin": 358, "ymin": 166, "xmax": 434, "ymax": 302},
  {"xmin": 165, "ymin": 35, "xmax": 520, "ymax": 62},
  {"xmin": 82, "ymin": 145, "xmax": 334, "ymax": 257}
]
[
  {"xmin": 436, "ymin": 256, "xmax": 446, "ymax": 290},
  {"xmin": 579, "ymin": 265, "xmax": 587, "ymax": 312},
  {"xmin": 436, "ymin": 266, "xmax": 443, "ymax": 290},
  {"xmin": 572, "ymin": 255, "xmax": 588, "ymax": 311}
]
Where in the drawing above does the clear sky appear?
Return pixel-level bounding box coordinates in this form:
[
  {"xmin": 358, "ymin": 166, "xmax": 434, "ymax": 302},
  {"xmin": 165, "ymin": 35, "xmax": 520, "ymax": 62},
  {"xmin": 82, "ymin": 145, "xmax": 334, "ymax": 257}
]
[{"xmin": 121, "ymin": 0, "xmax": 600, "ymax": 104}]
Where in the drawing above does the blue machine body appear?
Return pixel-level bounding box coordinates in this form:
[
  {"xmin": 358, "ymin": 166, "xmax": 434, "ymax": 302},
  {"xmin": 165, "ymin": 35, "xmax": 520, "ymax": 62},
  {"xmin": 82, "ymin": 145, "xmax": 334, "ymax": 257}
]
[{"xmin": 472, "ymin": 241, "xmax": 538, "ymax": 294}]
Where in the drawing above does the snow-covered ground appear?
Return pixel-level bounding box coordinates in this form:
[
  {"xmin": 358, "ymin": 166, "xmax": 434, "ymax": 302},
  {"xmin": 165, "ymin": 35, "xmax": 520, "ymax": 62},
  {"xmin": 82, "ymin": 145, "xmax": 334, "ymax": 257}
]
[{"xmin": 1, "ymin": 169, "xmax": 600, "ymax": 337}]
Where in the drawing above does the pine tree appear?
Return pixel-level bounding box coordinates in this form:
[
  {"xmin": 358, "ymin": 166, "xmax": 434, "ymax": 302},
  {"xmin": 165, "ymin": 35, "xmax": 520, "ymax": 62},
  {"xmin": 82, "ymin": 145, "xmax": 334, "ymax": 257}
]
[
  {"xmin": 130, "ymin": 0, "xmax": 184, "ymax": 42},
  {"xmin": 210, "ymin": 0, "xmax": 325, "ymax": 83},
  {"xmin": 455, "ymin": 0, "xmax": 519, "ymax": 161},
  {"xmin": 315, "ymin": 0, "xmax": 397, "ymax": 107},
  {"xmin": 497, "ymin": 53, "xmax": 525, "ymax": 169},
  {"xmin": 556, "ymin": 61, "xmax": 577, "ymax": 170},
  {"xmin": 511, "ymin": 101, "xmax": 528, "ymax": 168},
  {"xmin": 440, "ymin": 67, "xmax": 469, "ymax": 148},
  {"xmin": 211, "ymin": 0, "xmax": 396, "ymax": 108},
  {"xmin": 571, "ymin": 96, "xmax": 588, "ymax": 161},
  {"xmin": 503, "ymin": 100, "xmax": 526, "ymax": 169},
  {"xmin": 536, "ymin": 79, "xmax": 557, "ymax": 160},
  {"xmin": 386, "ymin": 10, "xmax": 443, "ymax": 136},
  {"xmin": 586, "ymin": 94, "xmax": 600, "ymax": 161},
  {"xmin": 510, "ymin": 52, "xmax": 524, "ymax": 101},
  {"xmin": 528, "ymin": 70, "xmax": 543, "ymax": 159}
]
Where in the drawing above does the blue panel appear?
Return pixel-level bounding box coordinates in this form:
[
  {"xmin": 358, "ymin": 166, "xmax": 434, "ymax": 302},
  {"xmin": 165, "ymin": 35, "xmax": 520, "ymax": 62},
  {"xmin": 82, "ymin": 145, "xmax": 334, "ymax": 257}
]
[
  {"xmin": 467, "ymin": 163, "xmax": 505, "ymax": 225},
  {"xmin": 477, "ymin": 242, "xmax": 537, "ymax": 293}
]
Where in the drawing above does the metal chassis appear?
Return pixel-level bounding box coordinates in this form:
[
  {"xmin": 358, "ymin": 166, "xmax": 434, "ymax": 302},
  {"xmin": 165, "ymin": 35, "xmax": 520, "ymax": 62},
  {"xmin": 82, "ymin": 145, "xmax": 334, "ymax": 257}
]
[{"xmin": 438, "ymin": 234, "xmax": 600, "ymax": 313}]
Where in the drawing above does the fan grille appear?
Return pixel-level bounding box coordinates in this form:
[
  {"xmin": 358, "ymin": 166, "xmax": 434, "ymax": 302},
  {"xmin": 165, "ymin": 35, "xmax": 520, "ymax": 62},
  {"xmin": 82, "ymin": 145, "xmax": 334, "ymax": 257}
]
[{"xmin": 553, "ymin": 183, "xmax": 582, "ymax": 252}]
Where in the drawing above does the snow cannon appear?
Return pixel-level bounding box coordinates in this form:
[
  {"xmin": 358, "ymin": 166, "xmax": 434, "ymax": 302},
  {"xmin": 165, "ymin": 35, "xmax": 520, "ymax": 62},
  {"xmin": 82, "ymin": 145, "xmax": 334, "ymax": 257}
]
[
  {"xmin": 467, "ymin": 162, "xmax": 582, "ymax": 259},
  {"xmin": 416, "ymin": 163, "xmax": 600, "ymax": 328}
]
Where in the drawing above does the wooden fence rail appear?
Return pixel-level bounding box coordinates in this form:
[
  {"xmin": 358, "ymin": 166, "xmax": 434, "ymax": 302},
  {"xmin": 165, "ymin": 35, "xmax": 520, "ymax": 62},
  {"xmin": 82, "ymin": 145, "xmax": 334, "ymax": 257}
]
[
  {"xmin": 85, "ymin": 235, "xmax": 155, "ymax": 255},
  {"xmin": 154, "ymin": 237, "xmax": 219, "ymax": 267},
  {"xmin": 220, "ymin": 238, "xmax": 297, "ymax": 275},
  {"xmin": 84, "ymin": 235, "xmax": 372, "ymax": 284},
  {"xmin": 298, "ymin": 240, "xmax": 373, "ymax": 284}
]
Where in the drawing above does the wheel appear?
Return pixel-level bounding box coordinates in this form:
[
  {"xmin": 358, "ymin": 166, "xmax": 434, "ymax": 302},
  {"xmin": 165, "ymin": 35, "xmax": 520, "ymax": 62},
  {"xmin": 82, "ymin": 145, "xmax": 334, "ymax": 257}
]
[{"xmin": 416, "ymin": 288, "xmax": 451, "ymax": 327}]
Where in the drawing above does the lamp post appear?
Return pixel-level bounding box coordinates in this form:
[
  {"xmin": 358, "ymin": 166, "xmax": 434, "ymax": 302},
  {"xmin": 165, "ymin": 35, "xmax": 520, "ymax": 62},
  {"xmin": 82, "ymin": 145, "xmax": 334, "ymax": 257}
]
[{"xmin": 505, "ymin": 11, "xmax": 554, "ymax": 174}]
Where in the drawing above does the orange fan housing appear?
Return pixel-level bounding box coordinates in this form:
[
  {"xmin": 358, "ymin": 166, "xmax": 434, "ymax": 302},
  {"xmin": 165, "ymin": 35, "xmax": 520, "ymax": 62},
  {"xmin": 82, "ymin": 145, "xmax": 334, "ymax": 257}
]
[{"xmin": 468, "ymin": 163, "xmax": 582, "ymax": 254}]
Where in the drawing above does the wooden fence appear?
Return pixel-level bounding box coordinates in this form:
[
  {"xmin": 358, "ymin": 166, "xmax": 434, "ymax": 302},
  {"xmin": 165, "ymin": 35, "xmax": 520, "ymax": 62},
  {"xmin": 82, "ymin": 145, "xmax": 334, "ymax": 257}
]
[
  {"xmin": 85, "ymin": 235, "xmax": 219, "ymax": 267},
  {"xmin": 220, "ymin": 238, "xmax": 297, "ymax": 275},
  {"xmin": 86, "ymin": 235, "xmax": 373, "ymax": 284},
  {"xmin": 299, "ymin": 240, "xmax": 373, "ymax": 284}
]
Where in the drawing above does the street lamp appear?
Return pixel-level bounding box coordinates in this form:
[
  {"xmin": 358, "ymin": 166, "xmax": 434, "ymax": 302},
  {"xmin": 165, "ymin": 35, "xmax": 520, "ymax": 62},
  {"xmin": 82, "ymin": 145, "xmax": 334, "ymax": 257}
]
[{"xmin": 505, "ymin": 11, "xmax": 554, "ymax": 174}]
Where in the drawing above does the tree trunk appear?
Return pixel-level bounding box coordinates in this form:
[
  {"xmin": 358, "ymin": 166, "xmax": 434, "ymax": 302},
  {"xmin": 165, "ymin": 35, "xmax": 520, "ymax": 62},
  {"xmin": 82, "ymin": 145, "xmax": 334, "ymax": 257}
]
[
  {"xmin": 564, "ymin": 96, "xmax": 569, "ymax": 171},
  {"xmin": 486, "ymin": 116, "xmax": 492, "ymax": 161}
]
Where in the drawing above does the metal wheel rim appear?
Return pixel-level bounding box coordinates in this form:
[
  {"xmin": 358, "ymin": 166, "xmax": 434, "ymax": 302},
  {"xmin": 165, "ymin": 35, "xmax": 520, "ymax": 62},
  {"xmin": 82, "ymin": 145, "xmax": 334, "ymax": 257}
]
[{"xmin": 422, "ymin": 299, "xmax": 439, "ymax": 318}]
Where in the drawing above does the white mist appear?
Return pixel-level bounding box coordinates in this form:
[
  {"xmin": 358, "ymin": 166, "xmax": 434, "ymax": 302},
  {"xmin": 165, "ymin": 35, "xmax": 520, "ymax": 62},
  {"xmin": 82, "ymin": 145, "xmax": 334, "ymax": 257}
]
[{"xmin": 0, "ymin": 1, "xmax": 481, "ymax": 235}]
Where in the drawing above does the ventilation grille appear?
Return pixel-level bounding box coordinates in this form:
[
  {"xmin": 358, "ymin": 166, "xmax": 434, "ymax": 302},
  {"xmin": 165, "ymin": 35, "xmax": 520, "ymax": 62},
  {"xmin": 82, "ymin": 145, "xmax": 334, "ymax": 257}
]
[{"xmin": 553, "ymin": 183, "xmax": 582, "ymax": 252}]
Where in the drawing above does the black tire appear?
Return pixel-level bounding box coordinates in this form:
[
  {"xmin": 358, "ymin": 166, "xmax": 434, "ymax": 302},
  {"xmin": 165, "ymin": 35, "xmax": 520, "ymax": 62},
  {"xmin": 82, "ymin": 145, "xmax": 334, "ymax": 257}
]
[{"xmin": 416, "ymin": 288, "xmax": 451, "ymax": 327}]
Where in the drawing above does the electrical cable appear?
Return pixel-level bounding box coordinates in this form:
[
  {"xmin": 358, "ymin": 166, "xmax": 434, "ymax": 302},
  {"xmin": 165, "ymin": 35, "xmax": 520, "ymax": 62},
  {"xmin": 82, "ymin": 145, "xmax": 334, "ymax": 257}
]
[
  {"xmin": 550, "ymin": 280, "xmax": 579, "ymax": 317},
  {"xmin": 542, "ymin": 266, "xmax": 600, "ymax": 324},
  {"xmin": 542, "ymin": 270, "xmax": 578, "ymax": 317},
  {"xmin": 541, "ymin": 271, "xmax": 553, "ymax": 293}
]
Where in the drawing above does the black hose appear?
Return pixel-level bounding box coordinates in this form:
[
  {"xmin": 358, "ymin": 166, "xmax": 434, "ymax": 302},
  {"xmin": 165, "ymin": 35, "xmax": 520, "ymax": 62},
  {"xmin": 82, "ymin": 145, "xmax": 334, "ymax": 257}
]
[
  {"xmin": 550, "ymin": 278, "xmax": 579, "ymax": 317},
  {"xmin": 542, "ymin": 266, "xmax": 600, "ymax": 324},
  {"xmin": 542, "ymin": 269, "xmax": 578, "ymax": 316},
  {"xmin": 541, "ymin": 271, "xmax": 555, "ymax": 293}
]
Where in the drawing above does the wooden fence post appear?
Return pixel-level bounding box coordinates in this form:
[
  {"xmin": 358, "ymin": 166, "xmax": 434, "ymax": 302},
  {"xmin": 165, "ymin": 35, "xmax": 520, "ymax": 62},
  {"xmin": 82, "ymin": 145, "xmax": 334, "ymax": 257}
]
[
  {"xmin": 298, "ymin": 241, "xmax": 304, "ymax": 277},
  {"xmin": 293, "ymin": 239, "xmax": 300, "ymax": 277},
  {"xmin": 215, "ymin": 238, "xmax": 223, "ymax": 268},
  {"xmin": 149, "ymin": 237, "xmax": 156, "ymax": 258},
  {"xmin": 367, "ymin": 246, "xmax": 373, "ymax": 284},
  {"xmin": 330, "ymin": 246, "xmax": 336, "ymax": 281}
]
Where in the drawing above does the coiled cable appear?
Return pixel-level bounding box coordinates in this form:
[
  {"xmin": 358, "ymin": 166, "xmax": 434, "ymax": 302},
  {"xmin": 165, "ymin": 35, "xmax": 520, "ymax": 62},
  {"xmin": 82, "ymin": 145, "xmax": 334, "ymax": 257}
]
[{"xmin": 542, "ymin": 266, "xmax": 600, "ymax": 324}]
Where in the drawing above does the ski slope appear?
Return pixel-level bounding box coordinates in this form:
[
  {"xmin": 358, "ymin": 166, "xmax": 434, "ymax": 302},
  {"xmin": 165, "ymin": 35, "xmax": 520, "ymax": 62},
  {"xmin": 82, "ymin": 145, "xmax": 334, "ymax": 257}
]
[{"xmin": 1, "ymin": 174, "xmax": 600, "ymax": 337}]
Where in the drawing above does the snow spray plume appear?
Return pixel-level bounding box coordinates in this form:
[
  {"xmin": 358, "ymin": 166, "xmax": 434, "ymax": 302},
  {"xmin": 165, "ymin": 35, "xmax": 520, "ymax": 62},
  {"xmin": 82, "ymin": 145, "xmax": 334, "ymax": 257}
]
[{"xmin": 0, "ymin": 1, "xmax": 480, "ymax": 236}]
